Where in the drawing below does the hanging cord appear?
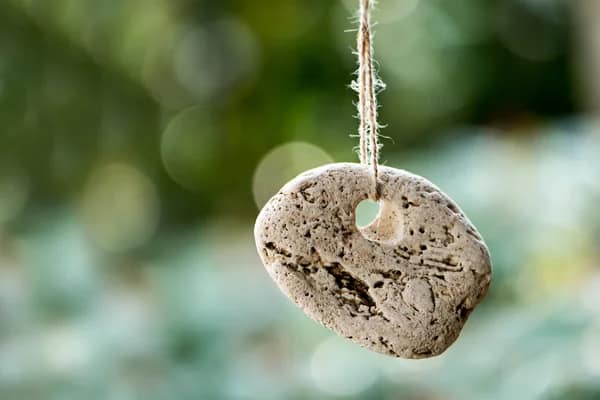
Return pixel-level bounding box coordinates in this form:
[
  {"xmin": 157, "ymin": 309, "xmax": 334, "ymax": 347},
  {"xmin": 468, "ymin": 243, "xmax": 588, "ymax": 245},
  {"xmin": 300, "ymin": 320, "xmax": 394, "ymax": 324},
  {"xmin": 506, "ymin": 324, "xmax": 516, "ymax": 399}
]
[{"xmin": 354, "ymin": 0, "xmax": 384, "ymax": 199}]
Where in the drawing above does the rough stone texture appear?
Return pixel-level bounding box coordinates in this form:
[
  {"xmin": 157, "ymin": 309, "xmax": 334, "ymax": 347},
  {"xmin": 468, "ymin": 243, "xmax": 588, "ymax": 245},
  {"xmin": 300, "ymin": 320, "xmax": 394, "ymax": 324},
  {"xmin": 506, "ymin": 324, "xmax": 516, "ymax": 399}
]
[{"xmin": 254, "ymin": 163, "xmax": 492, "ymax": 358}]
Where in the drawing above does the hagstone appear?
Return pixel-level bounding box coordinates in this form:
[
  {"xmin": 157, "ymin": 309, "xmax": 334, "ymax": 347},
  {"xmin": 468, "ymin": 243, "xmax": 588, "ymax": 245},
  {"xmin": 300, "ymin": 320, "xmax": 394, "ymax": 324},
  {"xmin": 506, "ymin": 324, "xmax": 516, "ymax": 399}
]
[{"xmin": 254, "ymin": 163, "xmax": 491, "ymax": 358}]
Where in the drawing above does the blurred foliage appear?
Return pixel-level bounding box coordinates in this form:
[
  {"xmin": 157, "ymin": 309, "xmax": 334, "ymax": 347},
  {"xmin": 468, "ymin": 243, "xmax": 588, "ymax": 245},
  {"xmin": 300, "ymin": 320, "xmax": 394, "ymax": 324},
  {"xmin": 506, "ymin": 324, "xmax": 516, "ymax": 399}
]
[
  {"xmin": 0, "ymin": 0, "xmax": 599, "ymax": 399},
  {"xmin": 0, "ymin": 0, "xmax": 575, "ymax": 222}
]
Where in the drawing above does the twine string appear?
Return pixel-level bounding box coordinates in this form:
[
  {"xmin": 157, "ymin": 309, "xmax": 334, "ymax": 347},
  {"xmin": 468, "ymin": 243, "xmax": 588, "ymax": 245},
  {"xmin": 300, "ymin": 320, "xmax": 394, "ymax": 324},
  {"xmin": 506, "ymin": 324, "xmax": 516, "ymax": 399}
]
[{"xmin": 355, "ymin": 0, "xmax": 383, "ymax": 199}]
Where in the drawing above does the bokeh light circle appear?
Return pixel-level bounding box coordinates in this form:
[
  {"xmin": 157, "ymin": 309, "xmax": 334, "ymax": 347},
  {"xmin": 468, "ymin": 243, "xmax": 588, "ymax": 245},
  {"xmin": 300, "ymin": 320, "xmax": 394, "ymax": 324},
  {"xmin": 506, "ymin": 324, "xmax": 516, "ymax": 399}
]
[
  {"xmin": 42, "ymin": 324, "xmax": 92, "ymax": 376},
  {"xmin": 174, "ymin": 19, "xmax": 259, "ymax": 101},
  {"xmin": 142, "ymin": 17, "xmax": 258, "ymax": 108},
  {"xmin": 252, "ymin": 142, "xmax": 334, "ymax": 209},
  {"xmin": 80, "ymin": 163, "xmax": 160, "ymax": 252},
  {"xmin": 161, "ymin": 106, "xmax": 218, "ymax": 192}
]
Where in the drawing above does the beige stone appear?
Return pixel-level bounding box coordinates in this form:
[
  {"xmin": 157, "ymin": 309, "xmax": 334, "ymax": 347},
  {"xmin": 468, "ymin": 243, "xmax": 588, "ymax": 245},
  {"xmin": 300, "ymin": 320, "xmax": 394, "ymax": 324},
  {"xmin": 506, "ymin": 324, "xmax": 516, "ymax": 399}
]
[{"xmin": 254, "ymin": 163, "xmax": 492, "ymax": 358}]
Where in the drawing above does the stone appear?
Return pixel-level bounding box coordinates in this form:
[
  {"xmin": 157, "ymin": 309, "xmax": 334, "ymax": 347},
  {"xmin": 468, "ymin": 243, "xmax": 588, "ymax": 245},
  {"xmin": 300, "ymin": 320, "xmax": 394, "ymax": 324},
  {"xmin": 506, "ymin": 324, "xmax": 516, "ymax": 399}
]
[{"xmin": 254, "ymin": 163, "xmax": 492, "ymax": 358}]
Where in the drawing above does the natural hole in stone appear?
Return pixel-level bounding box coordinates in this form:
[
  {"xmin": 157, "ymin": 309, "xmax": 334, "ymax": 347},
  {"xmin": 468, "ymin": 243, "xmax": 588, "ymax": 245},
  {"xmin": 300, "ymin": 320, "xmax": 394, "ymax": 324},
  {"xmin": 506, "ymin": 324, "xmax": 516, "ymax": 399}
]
[
  {"xmin": 355, "ymin": 199, "xmax": 380, "ymax": 228},
  {"xmin": 355, "ymin": 198, "xmax": 404, "ymax": 246}
]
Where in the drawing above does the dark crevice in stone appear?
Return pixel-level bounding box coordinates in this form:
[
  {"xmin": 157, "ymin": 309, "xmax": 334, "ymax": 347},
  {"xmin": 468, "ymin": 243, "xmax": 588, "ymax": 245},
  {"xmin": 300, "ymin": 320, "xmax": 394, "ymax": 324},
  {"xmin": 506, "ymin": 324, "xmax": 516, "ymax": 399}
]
[
  {"xmin": 298, "ymin": 182, "xmax": 318, "ymax": 203},
  {"xmin": 264, "ymin": 242, "xmax": 292, "ymax": 258},
  {"xmin": 323, "ymin": 263, "xmax": 376, "ymax": 309},
  {"xmin": 378, "ymin": 336, "xmax": 393, "ymax": 354},
  {"xmin": 447, "ymin": 202, "xmax": 460, "ymax": 214},
  {"xmin": 423, "ymin": 255, "xmax": 461, "ymax": 271},
  {"xmin": 414, "ymin": 348, "xmax": 433, "ymax": 356},
  {"xmin": 401, "ymin": 196, "xmax": 419, "ymax": 209},
  {"xmin": 466, "ymin": 227, "xmax": 482, "ymax": 241},
  {"xmin": 456, "ymin": 297, "xmax": 473, "ymax": 320},
  {"xmin": 442, "ymin": 225, "xmax": 455, "ymax": 246},
  {"xmin": 374, "ymin": 269, "xmax": 403, "ymax": 281},
  {"xmin": 283, "ymin": 262, "xmax": 318, "ymax": 277},
  {"xmin": 392, "ymin": 248, "xmax": 411, "ymax": 260}
]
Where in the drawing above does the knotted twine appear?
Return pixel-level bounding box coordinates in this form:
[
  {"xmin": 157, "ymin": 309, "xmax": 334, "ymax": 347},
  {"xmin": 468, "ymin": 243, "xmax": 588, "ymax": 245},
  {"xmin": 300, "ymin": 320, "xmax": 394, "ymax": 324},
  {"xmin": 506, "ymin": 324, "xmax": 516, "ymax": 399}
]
[{"xmin": 353, "ymin": 0, "xmax": 385, "ymax": 199}]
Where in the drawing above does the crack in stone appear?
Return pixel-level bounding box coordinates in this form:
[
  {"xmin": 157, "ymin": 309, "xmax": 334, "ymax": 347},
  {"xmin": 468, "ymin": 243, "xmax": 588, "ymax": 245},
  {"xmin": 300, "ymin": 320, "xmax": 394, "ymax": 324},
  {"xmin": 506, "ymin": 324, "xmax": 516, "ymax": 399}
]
[
  {"xmin": 264, "ymin": 242, "xmax": 292, "ymax": 258},
  {"xmin": 323, "ymin": 263, "xmax": 376, "ymax": 309},
  {"xmin": 373, "ymin": 269, "xmax": 403, "ymax": 281},
  {"xmin": 422, "ymin": 257, "xmax": 463, "ymax": 272},
  {"xmin": 274, "ymin": 245, "xmax": 390, "ymax": 320},
  {"xmin": 282, "ymin": 261, "xmax": 318, "ymax": 277},
  {"xmin": 466, "ymin": 226, "xmax": 482, "ymax": 241}
]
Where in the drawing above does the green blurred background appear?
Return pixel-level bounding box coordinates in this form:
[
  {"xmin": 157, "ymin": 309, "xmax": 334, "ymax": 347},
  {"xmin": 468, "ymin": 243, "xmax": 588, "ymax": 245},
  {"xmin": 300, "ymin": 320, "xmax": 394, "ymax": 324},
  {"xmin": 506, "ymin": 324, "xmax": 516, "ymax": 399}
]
[{"xmin": 1, "ymin": 0, "xmax": 600, "ymax": 399}]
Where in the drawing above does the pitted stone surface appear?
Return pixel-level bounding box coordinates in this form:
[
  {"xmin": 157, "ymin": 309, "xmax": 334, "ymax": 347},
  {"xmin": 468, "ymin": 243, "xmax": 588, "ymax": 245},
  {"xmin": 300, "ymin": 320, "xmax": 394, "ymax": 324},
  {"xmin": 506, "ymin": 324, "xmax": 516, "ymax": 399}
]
[{"xmin": 254, "ymin": 163, "xmax": 491, "ymax": 358}]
